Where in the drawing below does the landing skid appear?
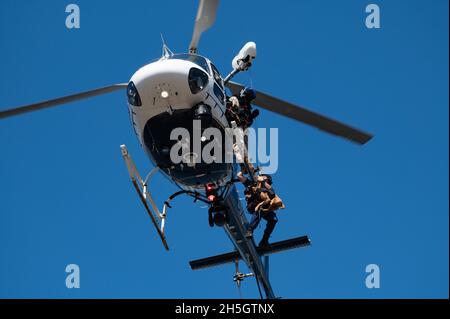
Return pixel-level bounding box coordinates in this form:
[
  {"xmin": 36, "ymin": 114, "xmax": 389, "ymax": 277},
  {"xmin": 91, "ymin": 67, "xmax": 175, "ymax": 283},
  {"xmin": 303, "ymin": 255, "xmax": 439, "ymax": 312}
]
[
  {"xmin": 190, "ymin": 235, "xmax": 311, "ymax": 299},
  {"xmin": 120, "ymin": 145, "xmax": 169, "ymax": 250},
  {"xmin": 189, "ymin": 236, "xmax": 311, "ymax": 270}
]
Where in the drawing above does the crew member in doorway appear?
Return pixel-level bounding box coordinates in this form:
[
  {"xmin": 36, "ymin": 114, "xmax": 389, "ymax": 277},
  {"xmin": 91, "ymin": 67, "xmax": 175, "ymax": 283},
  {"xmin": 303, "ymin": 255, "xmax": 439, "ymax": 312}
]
[{"xmin": 226, "ymin": 87, "xmax": 260, "ymax": 130}]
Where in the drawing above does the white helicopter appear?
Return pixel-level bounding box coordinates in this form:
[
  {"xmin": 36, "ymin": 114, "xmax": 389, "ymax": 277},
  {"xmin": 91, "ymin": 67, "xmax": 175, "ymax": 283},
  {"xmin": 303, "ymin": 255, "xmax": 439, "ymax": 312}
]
[{"xmin": 0, "ymin": 0, "xmax": 372, "ymax": 298}]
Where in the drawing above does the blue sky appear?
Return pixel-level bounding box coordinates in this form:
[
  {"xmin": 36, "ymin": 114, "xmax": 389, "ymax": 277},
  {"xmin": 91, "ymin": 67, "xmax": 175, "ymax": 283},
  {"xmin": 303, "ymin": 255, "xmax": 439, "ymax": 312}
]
[{"xmin": 0, "ymin": 0, "xmax": 448, "ymax": 298}]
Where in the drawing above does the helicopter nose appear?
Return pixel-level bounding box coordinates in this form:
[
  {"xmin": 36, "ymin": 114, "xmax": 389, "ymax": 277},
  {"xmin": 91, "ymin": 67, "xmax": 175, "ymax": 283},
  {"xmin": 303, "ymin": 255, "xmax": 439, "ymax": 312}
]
[
  {"xmin": 153, "ymin": 82, "xmax": 177, "ymax": 101},
  {"xmin": 127, "ymin": 80, "xmax": 179, "ymax": 108},
  {"xmin": 128, "ymin": 77, "xmax": 178, "ymax": 108},
  {"xmin": 129, "ymin": 69, "xmax": 183, "ymax": 109},
  {"xmin": 128, "ymin": 59, "xmax": 206, "ymax": 111}
]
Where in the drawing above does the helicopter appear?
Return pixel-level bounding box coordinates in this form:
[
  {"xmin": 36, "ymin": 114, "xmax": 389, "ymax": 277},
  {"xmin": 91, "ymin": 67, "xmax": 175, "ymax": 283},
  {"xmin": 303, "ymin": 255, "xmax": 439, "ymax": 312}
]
[{"xmin": 0, "ymin": 0, "xmax": 373, "ymax": 299}]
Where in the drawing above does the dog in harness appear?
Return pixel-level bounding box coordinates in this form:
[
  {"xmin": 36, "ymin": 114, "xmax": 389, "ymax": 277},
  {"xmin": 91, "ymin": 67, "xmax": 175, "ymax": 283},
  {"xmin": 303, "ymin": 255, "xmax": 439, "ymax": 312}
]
[{"xmin": 253, "ymin": 175, "xmax": 285, "ymax": 213}]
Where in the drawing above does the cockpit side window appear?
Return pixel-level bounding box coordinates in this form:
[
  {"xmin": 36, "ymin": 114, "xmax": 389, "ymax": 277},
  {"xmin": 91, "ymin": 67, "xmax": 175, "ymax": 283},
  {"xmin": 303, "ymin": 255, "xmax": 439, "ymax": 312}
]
[
  {"xmin": 188, "ymin": 68, "xmax": 209, "ymax": 94},
  {"xmin": 127, "ymin": 81, "xmax": 142, "ymax": 106},
  {"xmin": 210, "ymin": 64, "xmax": 223, "ymax": 89}
]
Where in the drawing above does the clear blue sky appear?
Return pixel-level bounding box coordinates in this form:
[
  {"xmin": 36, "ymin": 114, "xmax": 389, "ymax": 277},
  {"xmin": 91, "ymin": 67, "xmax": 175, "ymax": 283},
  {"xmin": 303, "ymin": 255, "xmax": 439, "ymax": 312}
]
[{"xmin": 0, "ymin": 0, "xmax": 448, "ymax": 298}]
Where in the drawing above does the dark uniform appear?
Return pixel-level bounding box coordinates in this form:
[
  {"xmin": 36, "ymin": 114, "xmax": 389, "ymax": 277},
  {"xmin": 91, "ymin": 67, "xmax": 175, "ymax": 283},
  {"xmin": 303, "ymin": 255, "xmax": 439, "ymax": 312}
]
[{"xmin": 225, "ymin": 87, "xmax": 259, "ymax": 130}]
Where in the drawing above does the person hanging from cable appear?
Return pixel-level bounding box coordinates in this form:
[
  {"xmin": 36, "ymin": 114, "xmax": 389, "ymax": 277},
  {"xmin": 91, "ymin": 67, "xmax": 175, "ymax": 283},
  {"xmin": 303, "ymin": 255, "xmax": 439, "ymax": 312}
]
[
  {"xmin": 237, "ymin": 167, "xmax": 285, "ymax": 248},
  {"xmin": 225, "ymin": 87, "xmax": 260, "ymax": 130}
]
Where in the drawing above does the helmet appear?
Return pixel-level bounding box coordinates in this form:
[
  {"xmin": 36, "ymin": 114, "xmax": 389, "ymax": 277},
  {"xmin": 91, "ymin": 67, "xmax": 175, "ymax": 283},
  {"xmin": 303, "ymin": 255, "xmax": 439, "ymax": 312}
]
[{"xmin": 240, "ymin": 87, "xmax": 256, "ymax": 103}]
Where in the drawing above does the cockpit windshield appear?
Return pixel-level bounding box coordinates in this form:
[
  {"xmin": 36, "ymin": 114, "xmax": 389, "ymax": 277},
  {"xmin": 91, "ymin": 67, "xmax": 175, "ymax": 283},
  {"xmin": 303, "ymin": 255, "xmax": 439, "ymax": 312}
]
[{"xmin": 169, "ymin": 54, "xmax": 210, "ymax": 75}]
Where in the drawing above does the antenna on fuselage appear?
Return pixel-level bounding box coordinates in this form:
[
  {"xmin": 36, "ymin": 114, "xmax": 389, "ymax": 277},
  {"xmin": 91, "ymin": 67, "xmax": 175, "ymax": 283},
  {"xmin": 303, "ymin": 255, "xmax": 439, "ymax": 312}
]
[{"xmin": 160, "ymin": 33, "xmax": 174, "ymax": 58}]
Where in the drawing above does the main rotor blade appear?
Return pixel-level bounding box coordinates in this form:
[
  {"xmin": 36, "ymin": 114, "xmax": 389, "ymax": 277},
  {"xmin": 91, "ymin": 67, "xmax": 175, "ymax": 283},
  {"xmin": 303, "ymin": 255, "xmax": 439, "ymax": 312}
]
[
  {"xmin": 189, "ymin": 0, "xmax": 220, "ymax": 53},
  {"xmin": 0, "ymin": 83, "xmax": 127, "ymax": 119},
  {"xmin": 226, "ymin": 81, "xmax": 373, "ymax": 145}
]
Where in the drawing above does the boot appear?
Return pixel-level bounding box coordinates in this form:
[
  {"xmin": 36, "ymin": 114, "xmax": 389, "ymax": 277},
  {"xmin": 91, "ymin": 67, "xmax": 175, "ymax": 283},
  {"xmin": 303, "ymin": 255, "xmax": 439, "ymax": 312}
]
[
  {"xmin": 208, "ymin": 210, "xmax": 214, "ymax": 227},
  {"xmin": 258, "ymin": 233, "xmax": 270, "ymax": 248}
]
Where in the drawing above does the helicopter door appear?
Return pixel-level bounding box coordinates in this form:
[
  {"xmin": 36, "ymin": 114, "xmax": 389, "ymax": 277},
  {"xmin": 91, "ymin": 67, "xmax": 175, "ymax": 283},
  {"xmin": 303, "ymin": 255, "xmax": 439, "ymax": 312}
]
[
  {"xmin": 210, "ymin": 63, "xmax": 224, "ymax": 89},
  {"xmin": 210, "ymin": 63, "xmax": 226, "ymax": 106}
]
